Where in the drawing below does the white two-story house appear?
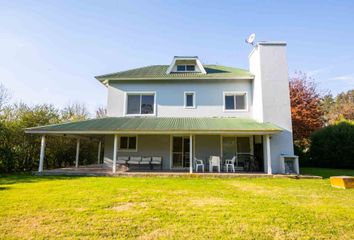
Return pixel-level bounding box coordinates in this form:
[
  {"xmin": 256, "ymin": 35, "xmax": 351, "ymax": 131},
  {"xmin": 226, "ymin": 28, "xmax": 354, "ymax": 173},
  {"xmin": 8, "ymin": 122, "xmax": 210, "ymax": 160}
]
[{"xmin": 27, "ymin": 42, "xmax": 298, "ymax": 175}]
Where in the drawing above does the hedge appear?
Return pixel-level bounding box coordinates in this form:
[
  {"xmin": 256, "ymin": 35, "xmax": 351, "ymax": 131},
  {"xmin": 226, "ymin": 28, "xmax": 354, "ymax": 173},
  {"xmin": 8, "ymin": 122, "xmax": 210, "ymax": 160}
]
[{"xmin": 309, "ymin": 120, "xmax": 354, "ymax": 169}]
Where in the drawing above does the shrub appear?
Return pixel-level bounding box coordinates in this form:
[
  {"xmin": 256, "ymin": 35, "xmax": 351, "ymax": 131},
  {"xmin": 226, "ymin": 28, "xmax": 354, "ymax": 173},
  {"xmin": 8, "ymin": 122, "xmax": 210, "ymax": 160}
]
[
  {"xmin": 309, "ymin": 120, "xmax": 354, "ymax": 169},
  {"xmin": 294, "ymin": 144, "xmax": 310, "ymax": 167}
]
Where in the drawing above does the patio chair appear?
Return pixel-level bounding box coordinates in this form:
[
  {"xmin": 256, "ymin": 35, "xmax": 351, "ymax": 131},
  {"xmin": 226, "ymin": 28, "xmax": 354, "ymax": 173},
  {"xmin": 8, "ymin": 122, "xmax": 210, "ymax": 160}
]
[
  {"xmin": 151, "ymin": 156, "xmax": 163, "ymax": 170},
  {"xmin": 194, "ymin": 157, "xmax": 205, "ymax": 172},
  {"xmin": 140, "ymin": 157, "xmax": 151, "ymax": 169},
  {"xmin": 117, "ymin": 156, "xmax": 129, "ymax": 165},
  {"xmin": 209, "ymin": 156, "xmax": 221, "ymax": 173},
  {"xmin": 225, "ymin": 156, "xmax": 236, "ymax": 173},
  {"xmin": 127, "ymin": 156, "xmax": 141, "ymax": 167}
]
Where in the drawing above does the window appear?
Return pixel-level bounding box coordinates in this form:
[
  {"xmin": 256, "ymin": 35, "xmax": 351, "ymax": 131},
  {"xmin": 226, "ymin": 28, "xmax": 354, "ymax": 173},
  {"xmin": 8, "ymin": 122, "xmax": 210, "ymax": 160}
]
[
  {"xmin": 177, "ymin": 65, "xmax": 186, "ymax": 71},
  {"xmin": 119, "ymin": 136, "xmax": 137, "ymax": 151},
  {"xmin": 126, "ymin": 93, "xmax": 155, "ymax": 115},
  {"xmin": 184, "ymin": 92, "xmax": 195, "ymax": 108},
  {"xmin": 224, "ymin": 92, "xmax": 247, "ymax": 111},
  {"xmin": 177, "ymin": 65, "xmax": 195, "ymax": 72},
  {"xmin": 186, "ymin": 65, "xmax": 195, "ymax": 71}
]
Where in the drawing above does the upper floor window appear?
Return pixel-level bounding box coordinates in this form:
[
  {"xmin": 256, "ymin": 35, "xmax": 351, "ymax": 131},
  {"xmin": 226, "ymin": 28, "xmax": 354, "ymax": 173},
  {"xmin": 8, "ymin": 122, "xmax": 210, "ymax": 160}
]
[
  {"xmin": 224, "ymin": 92, "xmax": 247, "ymax": 111},
  {"xmin": 177, "ymin": 65, "xmax": 195, "ymax": 72},
  {"xmin": 184, "ymin": 91, "xmax": 196, "ymax": 108},
  {"xmin": 126, "ymin": 92, "xmax": 155, "ymax": 115}
]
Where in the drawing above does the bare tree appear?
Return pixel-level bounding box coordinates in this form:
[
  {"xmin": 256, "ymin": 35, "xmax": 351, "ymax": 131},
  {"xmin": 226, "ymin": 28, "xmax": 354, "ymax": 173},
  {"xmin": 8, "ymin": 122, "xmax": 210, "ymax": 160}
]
[
  {"xmin": 61, "ymin": 102, "xmax": 90, "ymax": 121},
  {"xmin": 96, "ymin": 106, "xmax": 107, "ymax": 118},
  {"xmin": 0, "ymin": 83, "xmax": 11, "ymax": 112}
]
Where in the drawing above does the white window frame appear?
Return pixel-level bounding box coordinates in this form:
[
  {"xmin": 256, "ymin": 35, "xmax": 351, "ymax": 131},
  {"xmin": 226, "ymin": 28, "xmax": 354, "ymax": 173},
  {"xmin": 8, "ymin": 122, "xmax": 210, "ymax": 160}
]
[
  {"xmin": 223, "ymin": 91, "xmax": 248, "ymax": 112},
  {"xmin": 176, "ymin": 64, "xmax": 196, "ymax": 72},
  {"xmin": 118, "ymin": 135, "xmax": 138, "ymax": 152},
  {"xmin": 184, "ymin": 91, "xmax": 196, "ymax": 108},
  {"xmin": 124, "ymin": 91, "xmax": 157, "ymax": 116}
]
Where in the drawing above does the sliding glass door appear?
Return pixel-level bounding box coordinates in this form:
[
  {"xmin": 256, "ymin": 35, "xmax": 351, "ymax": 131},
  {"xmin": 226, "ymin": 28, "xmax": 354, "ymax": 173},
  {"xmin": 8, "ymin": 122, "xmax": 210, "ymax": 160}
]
[
  {"xmin": 222, "ymin": 136, "xmax": 252, "ymax": 170},
  {"xmin": 172, "ymin": 136, "xmax": 190, "ymax": 168}
]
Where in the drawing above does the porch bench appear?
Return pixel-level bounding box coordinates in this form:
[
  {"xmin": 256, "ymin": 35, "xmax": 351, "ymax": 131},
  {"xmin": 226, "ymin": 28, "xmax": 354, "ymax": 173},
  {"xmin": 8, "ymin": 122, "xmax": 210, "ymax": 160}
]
[
  {"xmin": 139, "ymin": 157, "xmax": 151, "ymax": 169},
  {"xmin": 127, "ymin": 156, "xmax": 141, "ymax": 167},
  {"xmin": 117, "ymin": 156, "xmax": 129, "ymax": 165},
  {"xmin": 150, "ymin": 157, "xmax": 163, "ymax": 170}
]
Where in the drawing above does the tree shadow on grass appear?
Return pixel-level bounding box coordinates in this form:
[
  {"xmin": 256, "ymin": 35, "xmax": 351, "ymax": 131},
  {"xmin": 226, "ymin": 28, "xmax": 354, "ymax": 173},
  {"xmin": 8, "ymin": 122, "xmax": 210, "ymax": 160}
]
[{"xmin": 0, "ymin": 173, "xmax": 83, "ymax": 186}]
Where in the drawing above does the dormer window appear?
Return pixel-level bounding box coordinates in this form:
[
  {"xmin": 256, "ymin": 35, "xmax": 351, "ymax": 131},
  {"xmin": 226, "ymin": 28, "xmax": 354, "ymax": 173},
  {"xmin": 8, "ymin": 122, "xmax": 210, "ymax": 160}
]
[
  {"xmin": 166, "ymin": 56, "xmax": 206, "ymax": 74},
  {"xmin": 177, "ymin": 65, "xmax": 195, "ymax": 72}
]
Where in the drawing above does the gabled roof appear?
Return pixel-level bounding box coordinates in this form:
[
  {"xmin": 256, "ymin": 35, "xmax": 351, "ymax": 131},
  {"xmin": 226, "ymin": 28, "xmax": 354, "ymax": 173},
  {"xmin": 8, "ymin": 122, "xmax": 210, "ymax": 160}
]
[
  {"xmin": 25, "ymin": 117, "xmax": 281, "ymax": 134},
  {"xmin": 95, "ymin": 65, "xmax": 253, "ymax": 82}
]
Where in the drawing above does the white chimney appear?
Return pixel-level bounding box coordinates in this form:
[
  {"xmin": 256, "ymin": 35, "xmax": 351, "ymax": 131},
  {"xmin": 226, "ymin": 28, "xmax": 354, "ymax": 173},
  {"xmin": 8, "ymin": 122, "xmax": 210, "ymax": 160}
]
[{"xmin": 249, "ymin": 42, "xmax": 294, "ymax": 173}]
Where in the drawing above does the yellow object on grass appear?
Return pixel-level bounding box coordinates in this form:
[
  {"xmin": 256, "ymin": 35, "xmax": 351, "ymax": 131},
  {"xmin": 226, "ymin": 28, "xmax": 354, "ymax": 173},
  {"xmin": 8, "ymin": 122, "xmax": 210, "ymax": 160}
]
[{"xmin": 330, "ymin": 176, "xmax": 354, "ymax": 189}]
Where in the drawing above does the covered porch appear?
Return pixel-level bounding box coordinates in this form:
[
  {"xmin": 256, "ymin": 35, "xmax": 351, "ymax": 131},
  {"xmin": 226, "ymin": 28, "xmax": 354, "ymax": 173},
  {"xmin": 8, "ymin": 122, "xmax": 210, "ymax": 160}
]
[{"xmin": 25, "ymin": 117, "xmax": 286, "ymax": 175}]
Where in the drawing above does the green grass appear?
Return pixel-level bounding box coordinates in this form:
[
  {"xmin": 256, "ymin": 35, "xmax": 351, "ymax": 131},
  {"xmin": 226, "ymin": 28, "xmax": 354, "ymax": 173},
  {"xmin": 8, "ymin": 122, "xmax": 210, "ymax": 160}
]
[
  {"xmin": 301, "ymin": 167, "xmax": 354, "ymax": 178},
  {"xmin": 0, "ymin": 172, "xmax": 353, "ymax": 239}
]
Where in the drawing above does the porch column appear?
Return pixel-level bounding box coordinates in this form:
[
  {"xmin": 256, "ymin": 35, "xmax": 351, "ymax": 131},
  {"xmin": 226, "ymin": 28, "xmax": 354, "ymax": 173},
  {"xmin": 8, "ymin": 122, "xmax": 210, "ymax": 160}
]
[
  {"xmin": 189, "ymin": 134, "xmax": 193, "ymax": 174},
  {"xmin": 265, "ymin": 135, "xmax": 272, "ymax": 174},
  {"xmin": 97, "ymin": 140, "xmax": 102, "ymax": 164},
  {"xmin": 38, "ymin": 135, "xmax": 46, "ymax": 173},
  {"xmin": 112, "ymin": 134, "xmax": 118, "ymax": 173},
  {"xmin": 75, "ymin": 138, "xmax": 80, "ymax": 168}
]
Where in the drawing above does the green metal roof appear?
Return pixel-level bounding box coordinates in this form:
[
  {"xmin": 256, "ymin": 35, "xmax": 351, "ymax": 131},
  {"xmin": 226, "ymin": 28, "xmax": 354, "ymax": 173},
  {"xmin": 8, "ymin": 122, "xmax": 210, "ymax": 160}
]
[
  {"xmin": 25, "ymin": 117, "xmax": 282, "ymax": 134},
  {"xmin": 95, "ymin": 65, "xmax": 253, "ymax": 81}
]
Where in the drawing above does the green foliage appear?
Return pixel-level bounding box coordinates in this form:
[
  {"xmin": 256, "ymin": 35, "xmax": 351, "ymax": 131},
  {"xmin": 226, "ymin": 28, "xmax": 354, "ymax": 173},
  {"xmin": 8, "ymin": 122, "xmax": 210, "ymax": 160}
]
[
  {"xmin": 294, "ymin": 144, "xmax": 310, "ymax": 167},
  {"xmin": 309, "ymin": 120, "xmax": 354, "ymax": 168},
  {"xmin": 322, "ymin": 90, "xmax": 354, "ymax": 124},
  {"xmin": 0, "ymin": 103, "xmax": 98, "ymax": 173}
]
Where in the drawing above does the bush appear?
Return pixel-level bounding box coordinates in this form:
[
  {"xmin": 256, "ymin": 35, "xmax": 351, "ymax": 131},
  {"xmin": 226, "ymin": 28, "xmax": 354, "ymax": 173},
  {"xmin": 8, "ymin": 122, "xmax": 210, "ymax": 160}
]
[
  {"xmin": 309, "ymin": 120, "xmax": 354, "ymax": 169},
  {"xmin": 294, "ymin": 144, "xmax": 310, "ymax": 167},
  {"xmin": 0, "ymin": 103, "xmax": 98, "ymax": 173}
]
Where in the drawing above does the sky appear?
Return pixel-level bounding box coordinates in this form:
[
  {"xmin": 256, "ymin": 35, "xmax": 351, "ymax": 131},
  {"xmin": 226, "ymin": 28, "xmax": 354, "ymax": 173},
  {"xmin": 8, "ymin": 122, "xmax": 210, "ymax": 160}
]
[{"xmin": 1, "ymin": 0, "xmax": 353, "ymax": 115}]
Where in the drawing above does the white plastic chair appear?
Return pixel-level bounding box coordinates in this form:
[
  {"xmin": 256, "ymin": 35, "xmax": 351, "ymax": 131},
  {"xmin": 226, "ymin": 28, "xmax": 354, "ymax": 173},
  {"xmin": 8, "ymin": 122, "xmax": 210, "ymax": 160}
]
[
  {"xmin": 194, "ymin": 157, "xmax": 205, "ymax": 172},
  {"xmin": 209, "ymin": 156, "xmax": 221, "ymax": 173},
  {"xmin": 225, "ymin": 156, "xmax": 236, "ymax": 173}
]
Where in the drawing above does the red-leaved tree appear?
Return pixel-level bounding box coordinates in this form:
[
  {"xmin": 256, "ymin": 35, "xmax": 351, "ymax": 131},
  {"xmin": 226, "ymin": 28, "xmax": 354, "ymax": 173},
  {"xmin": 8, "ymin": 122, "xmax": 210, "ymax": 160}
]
[{"xmin": 289, "ymin": 72, "xmax": 324, "ymax": 147}]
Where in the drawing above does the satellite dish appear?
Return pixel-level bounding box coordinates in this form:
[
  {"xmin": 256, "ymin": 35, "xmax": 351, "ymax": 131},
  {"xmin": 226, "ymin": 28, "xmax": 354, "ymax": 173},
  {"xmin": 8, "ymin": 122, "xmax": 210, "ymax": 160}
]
[{"xmin": 245, "ymin": 33, "xmax": 256, "ymax": 45}]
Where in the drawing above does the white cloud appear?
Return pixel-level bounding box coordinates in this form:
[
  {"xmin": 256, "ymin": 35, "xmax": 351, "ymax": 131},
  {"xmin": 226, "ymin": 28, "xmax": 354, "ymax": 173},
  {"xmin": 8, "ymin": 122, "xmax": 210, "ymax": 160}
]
[
  {"xmin": 307, "ymin": 68, "xmax": 327, "ymax": 77},
  {"xmin": 330, "ymin": 74, "xmax": 354, "ymax": 82}
]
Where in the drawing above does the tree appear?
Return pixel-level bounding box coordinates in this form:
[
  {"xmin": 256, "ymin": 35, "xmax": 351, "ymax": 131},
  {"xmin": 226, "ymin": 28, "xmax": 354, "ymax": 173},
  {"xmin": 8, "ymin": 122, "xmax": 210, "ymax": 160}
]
[
  {"xmin": 323, "ymin": 90, "xmax": 354, "ymax": 124},
  {"xmin": 61, "ymin": 102, "xmax": 90, "ymax": 121},
  {"xmin": 96, "ymin": 106, "xmax": 107, "ymax": 118},
  {"xmin": 289, "ymin": 72, "xmax": 324, "ymax": 147},
  {"xmin": 0, "ymin": 83, "xmax": 11, "ymax": 112}
]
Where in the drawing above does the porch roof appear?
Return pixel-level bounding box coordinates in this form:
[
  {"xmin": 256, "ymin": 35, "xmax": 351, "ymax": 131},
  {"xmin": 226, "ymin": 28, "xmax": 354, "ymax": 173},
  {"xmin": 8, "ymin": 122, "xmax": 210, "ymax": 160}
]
[{"xmin": 25, "ymin": 117, "xmax": 282, "ymax": 135}]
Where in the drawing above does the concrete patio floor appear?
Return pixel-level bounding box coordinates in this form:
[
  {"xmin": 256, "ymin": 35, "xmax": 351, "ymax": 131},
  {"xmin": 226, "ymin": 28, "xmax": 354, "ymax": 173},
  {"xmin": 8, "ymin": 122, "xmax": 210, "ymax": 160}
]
[{"xmin": 33, "ymin": 164, "xmax": 322, "ymax": 179}]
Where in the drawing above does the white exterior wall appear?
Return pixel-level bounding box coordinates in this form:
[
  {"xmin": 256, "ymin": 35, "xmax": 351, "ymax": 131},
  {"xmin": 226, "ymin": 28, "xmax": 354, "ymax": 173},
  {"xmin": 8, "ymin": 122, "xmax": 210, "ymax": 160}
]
[
  {"xmin": 194, "ymin": 135, "xmax": 221, "ymax": 161},
  {"xmin": 106, "ymin": 80, "xmax": 253, "ymax": 118},
  {"xmin": 249, "ymin": 42, "xmax": 294, "ymax": 173}
]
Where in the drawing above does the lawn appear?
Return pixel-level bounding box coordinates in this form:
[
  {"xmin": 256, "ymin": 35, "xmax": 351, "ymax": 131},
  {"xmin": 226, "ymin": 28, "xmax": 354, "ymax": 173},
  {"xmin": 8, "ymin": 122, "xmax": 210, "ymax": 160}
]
[
  {"xmin": 301, "ymin": 167, "xmax": 354, "ymax": 178},
  {"xmin": 0, "ymin": 171, "xmax": 353, "ymax": 239}
]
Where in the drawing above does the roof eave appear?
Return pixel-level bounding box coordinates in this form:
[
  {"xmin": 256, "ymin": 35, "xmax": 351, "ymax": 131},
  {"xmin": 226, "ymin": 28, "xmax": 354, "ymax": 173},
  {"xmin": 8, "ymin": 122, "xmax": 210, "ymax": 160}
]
[
  {"xmin": 25, "ymin": 129, "xmax": 281, "ymax": 135},
  {"xmin": 96, "ymin": 76, "xmax": 254, "ymax": 82}
]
